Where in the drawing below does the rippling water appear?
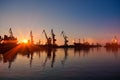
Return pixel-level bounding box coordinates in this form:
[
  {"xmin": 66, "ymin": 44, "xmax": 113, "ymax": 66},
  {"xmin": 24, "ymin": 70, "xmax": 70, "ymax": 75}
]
[{"xmin": 0, "ymin": 47, "xmax": 120, "ymax": 80}]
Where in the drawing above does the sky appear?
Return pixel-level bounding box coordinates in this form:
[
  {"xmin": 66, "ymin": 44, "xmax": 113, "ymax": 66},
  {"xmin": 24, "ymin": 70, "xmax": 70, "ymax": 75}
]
[{"xmin": 0, "ymin": 0, "xmax": 120, "ymax": 45}]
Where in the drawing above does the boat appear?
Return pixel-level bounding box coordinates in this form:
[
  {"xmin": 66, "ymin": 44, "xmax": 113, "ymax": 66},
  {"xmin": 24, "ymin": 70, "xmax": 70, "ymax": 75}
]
[{"xmin": 0, "ymin": 28, "xmax": 18, "ymax": 53}]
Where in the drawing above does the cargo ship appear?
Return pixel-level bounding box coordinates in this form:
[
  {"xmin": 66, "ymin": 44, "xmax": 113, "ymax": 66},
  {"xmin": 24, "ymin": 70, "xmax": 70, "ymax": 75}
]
[{"xmin": 0, "ymin": 28, "xmax": 18, "ymax": 53}]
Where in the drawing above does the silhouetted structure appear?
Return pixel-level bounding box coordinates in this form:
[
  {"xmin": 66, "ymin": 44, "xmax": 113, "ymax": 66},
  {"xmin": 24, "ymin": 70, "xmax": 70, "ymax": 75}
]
[
  {"xmin": 9, "ymin": 28, "xmax": 13, "ymax": 38},
  {"xmin": 61, "ymin": 31, "xmax": 68, "ymax": 46},
  {"xmin": 2, "ymin": 28, "xmax": 17, "ymax": 44},
  {"xmin": 42, "ymin": 30, "xmax": 51, "ymax": 45},
  {"xmin": 0, "ymin": 28, "xmax": 18, "ymax": 53},
  {"xmin": 30, "ymin": 31, "xmax": 34, "ymax": 45},
  {"xmin": 105, "ymin": 36, "xmax": 120, "ymax": 48},
  {"xmin": 51, "ymin": 29, "xmax": 57, "ymax": 46}
]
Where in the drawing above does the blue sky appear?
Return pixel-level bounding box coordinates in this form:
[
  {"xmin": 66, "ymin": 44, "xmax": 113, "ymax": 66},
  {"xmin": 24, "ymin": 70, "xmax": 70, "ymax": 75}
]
[{"xmin": 0, "ymin": 0, "xmax": 120, "ymax": 44}]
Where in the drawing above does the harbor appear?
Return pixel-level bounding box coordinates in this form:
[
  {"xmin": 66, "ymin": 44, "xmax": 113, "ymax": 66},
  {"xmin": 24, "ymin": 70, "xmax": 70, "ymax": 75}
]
[
  {"xmin": 0, "ymin": 0, "xmax": 120, "ymax": 80},
  {"xmin": 1, "ymin": 28, "xmax": 120, "ymax": 53}
]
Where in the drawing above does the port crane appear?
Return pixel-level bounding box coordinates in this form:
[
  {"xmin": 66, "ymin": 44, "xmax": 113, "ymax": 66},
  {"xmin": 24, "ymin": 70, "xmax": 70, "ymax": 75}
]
[
  {"xmin": 42, "ymin": 30, "xmax": 51, "ymax": 45},
  {"xmin": 9, "ymin": 28, "xmax": 14, "ymax": 38},
  {"xmin": 51, "ymin": 29, "xmax": 56, "ymax": 45},
  {"xmin": 61, "ymin": 31, "xmax": 68, "ymax": 46},
  {"xmin": 30, "ymin": 31, "xmax": 34, "ymax": 44}
]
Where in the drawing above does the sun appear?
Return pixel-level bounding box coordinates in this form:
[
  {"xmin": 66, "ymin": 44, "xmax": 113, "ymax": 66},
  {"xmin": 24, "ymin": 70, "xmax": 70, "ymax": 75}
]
[{"xmin": 22, "ymin": 39, "xmax": 28, "ymax": 44}]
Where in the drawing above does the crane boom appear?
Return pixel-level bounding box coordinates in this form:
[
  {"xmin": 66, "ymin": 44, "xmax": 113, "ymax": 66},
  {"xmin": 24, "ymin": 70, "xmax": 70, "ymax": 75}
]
[
  {"xmin": 61, "ymin": 31, "xmax": 68, "ymax": 46},
  {"xmin": 43, "ymin": 30, "xmax": 48, "ymax": 40},
  {"xmin": 42, "ymin": 29, "xmax": 51, "ymax": 45}
]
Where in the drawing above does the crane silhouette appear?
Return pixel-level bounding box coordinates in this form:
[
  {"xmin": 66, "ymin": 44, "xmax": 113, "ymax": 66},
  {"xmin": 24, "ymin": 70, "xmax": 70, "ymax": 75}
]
[
  {"xmin": 61, "ymin": 31, "xmax": 68, "ymax": 46},
  {"xmin": 30, "ymin": 31, "xmax": 34, "ymax": 45},
  {"xmin": 51, "ymin": 29, "xmax": 56, "ymax": 46},
  {"xmin": 42, "ymin": 30, "xmax": 51, "ymax": 45}
]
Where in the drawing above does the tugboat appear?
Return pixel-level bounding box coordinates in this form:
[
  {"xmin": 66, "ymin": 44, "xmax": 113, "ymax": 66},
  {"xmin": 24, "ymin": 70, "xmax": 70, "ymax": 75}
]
[{"xmin": 0, "ymin": 28, "xmax": 18, "ymax": 53}]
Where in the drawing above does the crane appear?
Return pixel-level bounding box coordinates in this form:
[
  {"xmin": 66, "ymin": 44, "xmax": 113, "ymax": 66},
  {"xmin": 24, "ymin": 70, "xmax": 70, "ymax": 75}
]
[
  {"xmin": 30, "ymin": 31, "xmax": 34, "ymax": 44},
  {"xmin": 42, "ymin": 30, "xmax": 51, "ymax": 45},
  {"xmin": 61, "ymin": 31, "xmax": 68, "ymax": 46},
  {"xmin": 9, "ymin": 28, "xmax": 14, "ymax": 38},
  {"xmin": 51, "ymin": 29, "xmax": 56, "ymax": 45}
]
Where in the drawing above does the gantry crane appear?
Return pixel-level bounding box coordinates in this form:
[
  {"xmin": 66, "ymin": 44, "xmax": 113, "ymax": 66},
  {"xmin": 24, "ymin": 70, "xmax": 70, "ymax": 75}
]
[
  {"xmin": 51, "ymin": 29, "xmax": 56, "ymax": 45},
  {"xmin": 42, "ymin": 30, "xmax": 51, "ymax": 45},
  {"xmin": 61, "ymin": 31, "xmax": 68, "ymax": 46}
]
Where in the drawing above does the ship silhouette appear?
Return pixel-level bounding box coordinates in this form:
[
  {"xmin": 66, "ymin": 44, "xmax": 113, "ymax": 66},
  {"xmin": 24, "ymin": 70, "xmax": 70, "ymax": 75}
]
[{"xmin": 0, "ymin": 28, "xmax": 17, "ymax": 53}]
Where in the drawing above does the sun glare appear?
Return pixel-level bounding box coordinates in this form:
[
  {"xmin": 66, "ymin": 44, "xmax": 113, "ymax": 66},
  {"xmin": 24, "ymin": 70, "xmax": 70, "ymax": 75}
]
[{"xmin": 22, "ymin": 39, "xmax": 28, "ymax": 44}]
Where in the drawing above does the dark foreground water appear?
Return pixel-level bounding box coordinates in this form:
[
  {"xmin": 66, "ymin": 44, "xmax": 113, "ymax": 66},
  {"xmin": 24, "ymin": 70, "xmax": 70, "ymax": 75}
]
[{"xmin": 0, "ymin": 47, "xmax": 120, "ymax": 80}]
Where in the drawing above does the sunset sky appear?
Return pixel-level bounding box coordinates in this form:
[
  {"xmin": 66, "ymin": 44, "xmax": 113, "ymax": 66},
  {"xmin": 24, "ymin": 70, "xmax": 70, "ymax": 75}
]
[{"xmin": 0, "ymin": 0, "xmax": 120, "ymax": 45}]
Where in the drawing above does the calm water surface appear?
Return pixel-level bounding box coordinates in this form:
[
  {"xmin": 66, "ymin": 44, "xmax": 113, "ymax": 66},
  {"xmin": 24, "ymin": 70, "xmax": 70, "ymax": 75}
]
[{"xmin": 0, "ymin": 47, "xmax": 120, "ymax": 80}]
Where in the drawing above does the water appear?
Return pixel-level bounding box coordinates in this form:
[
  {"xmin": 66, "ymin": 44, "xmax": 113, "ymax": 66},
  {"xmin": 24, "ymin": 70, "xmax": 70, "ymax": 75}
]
[{"xmin": 0, "ymin": 47, "xmax": 120, "ymax": 80}]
